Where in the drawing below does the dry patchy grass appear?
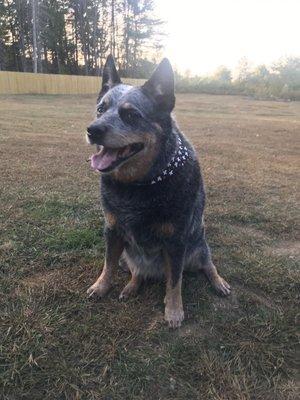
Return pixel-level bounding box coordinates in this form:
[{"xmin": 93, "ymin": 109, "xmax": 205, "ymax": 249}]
[{"xmin": 0, "ymin": 93, "xmax": 299, "ymax": 399}]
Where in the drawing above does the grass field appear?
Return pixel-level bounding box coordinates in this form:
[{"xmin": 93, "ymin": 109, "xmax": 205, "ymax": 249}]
[{"xmin": 0, "ymin": 93, "xmax": 299, "ymax": 399}]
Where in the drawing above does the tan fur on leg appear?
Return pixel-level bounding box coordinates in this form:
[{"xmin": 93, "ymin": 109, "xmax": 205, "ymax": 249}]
[
  {"xmin": 202, "ymin": 261, "xmax": 231, "ymax": 296},
  {"xmin": 164, "ymin": 253, "xmax": 184, "ymax": 328},
  {"xmin": 87, "ymin": 235, "xmax": 123, "ymax": 299},
  {"xmin": 87, "ymin": 260, "xmax": 114, "ymax": 298},
  {"xmin": 119, "ymin": 274, "xmax": 142, "ymax": 300}
]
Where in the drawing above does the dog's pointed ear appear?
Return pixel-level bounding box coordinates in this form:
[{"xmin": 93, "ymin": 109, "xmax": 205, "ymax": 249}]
[
  {"xmin": 98, "ymin": 55, "xmax": 121, "ymax": 100},
  {"xmin": 142, "ymin": 58, "xmax": 175, "ymax": 112}
]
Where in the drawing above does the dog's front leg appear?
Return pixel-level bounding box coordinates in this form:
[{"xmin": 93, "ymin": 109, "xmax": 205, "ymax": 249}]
[
  {"xmin": 163, "ymin": 244, "xmax": 185, "ymax": 328},
  {"xmin": 87, "ymin": 227, "xmax": 124, "ymax": 299}
]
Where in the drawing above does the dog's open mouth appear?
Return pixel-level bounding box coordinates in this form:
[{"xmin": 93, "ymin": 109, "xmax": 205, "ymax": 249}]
[{"xmin": 90, "ymin": 143, "xmax": 144, "ymax": 172}]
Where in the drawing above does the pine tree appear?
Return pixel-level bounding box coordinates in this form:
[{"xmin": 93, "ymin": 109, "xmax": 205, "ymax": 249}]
[{"xmin": 0, "ymin": 0, "xmax": 163, "ymax": 76}]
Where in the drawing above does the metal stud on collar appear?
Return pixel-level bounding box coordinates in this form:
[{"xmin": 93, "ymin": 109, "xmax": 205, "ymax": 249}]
[{"xmin": 149, "ymin": 137, "xmax": 190, "ymax": 185}]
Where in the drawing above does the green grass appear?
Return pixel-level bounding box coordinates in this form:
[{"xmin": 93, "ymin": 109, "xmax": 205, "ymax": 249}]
[{"xmin": 0, "ymin": 94, "xmax": 299, "ymax": 399}]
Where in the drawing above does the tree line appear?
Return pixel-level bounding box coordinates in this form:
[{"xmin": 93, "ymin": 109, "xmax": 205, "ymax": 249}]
[
  {"xmin": 0, "ymin": 0, "xmax": 163, "ymax": 78},
  {"xmin": 176, "ymin": 56, "xmax": 300, "ymax": 101},
  {"xmin": 0, "ymin": 1, "xmax": 298, "ymax": 100}
]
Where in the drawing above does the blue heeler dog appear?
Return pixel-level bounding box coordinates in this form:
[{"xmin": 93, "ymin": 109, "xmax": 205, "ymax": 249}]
[{"xmin": 86, "ymin": 55, "xmax": 231, "ymax": 328}]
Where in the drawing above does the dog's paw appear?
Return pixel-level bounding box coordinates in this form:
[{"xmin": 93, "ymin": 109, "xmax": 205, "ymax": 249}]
[
  {"xmin": 87, "ymin": 280, "xmax": 111, "ymax": 299},
  {"xmin": 119, "ymin": 286, "xmax": 134, "ymax": 301},
  {"xmin": 212, "ymin": 275, "xmax": 231, "ymax": 296},
  {"xmin": 119, "ymin": 279, "xmax": 141, "ymax": 301},
  {"xmin": 119, "ymin": 288, "xmax": 132, "ymax": 301},
  {"xmin": 164, "ymin": 307, "xmax": 184, "ymax": 329}
]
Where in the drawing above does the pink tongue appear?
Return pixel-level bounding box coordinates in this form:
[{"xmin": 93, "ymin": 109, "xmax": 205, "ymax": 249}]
[{"xmin": 91, "ymin": 147, "xmax": 119, "ymax": 171}]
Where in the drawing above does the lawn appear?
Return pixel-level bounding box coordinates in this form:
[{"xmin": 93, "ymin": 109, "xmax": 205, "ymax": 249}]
[{"xmin": 0, "ymin": 93, "xmax": 299, "ymax": 399}]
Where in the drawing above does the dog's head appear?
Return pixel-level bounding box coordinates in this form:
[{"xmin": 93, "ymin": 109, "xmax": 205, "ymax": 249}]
[{"xmin": 86, "ymin": 55, "xmax": 175, "ymax": 182}]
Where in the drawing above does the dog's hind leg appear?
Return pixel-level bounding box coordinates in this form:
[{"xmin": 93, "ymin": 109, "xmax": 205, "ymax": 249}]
[
  {"xmin": 199, "ymin": 239, "xmax": 231, "ymax": 296},
  {"xmin": 119, "ymin": 273, "xmax": 142, "ymax": 301},
  {"xmin": 119, "ymin": 252, "xmax": 129, "ymax": 272},
  {"xmin": 201, "ymin": 256, "xmax": 231, "ymax": 296},
  {"xmin": 186, "ymin": 230, "xmax": 231, "ymax": 296},
  {"xmin": 119, "ymin": 252, "xmax": 142, "ymax": 300}
]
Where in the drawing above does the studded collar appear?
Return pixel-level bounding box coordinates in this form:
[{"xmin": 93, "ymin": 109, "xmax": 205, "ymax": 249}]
[{"xmin": 134, "ymin": 135, "xmax": 190, "ymax": 186}]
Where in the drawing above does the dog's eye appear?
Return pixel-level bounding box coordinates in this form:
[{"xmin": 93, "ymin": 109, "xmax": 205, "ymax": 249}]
[
  {"xmin": 120, "ymin": 108, "xmax": 141, "ymax": 125},
  {"xmin": 97, "ymin": 103, "xmax": 107, "ymax": 114}
]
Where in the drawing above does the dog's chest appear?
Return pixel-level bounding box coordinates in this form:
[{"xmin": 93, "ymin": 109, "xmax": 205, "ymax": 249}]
[
  {"xmin": 103, "ymin": 180, "xmax": 174, "ymax": 221},
  {"xmin": 119, "ymin": 211, "xmax": 159, "ymax": 248},
  {"xmin": 103, "ymin": 190, "xmax": 168, "ymax": 248}
]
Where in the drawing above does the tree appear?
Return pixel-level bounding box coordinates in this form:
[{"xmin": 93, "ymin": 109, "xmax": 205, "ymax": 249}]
[
  {"xmin": 0, "ymin": 0, "xmax": 164, "ymax": 76},
  {"xmin": 214, "ymin": 66, "xmax": 232, "ymax": 83},
  {"xmin": 235, "ymin": 57, "xmax": 252, "ymax": 82},
  {"xmin": 120, "ymin": 0, "xmax": 163, "ymax": 76},
  {"xmin": 272, "ymin": 56, "xmax": 300, "ymax": 87},
  {"xmin": 254, "ymin": 65, "xmax": 269, "ymax": 80},
  {"xmin": 32, "ymin": 0, "xmax": 37, "ymax": 72}
]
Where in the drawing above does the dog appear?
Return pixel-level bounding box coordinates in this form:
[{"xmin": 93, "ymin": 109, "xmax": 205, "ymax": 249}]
[{"xmin": 86, "ymin": 55, "xmax": 231, "ymax": 328}]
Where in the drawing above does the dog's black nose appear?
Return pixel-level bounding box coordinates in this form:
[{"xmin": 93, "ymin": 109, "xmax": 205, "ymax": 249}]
[{"xmin": 87, "ymin": 122, "xmax": 107, "ymax": 138}]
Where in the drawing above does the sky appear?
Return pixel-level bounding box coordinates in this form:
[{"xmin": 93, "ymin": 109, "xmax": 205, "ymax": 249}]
[{"xmin": 155, "ymin": 0, "xmax": 300, "ymax": 75}]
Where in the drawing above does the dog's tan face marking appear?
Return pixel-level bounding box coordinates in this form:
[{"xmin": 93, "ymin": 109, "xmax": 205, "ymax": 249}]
[
  {"xmin": 102, "ymin": 96, "xmax": 110, "ymax": 107},
  {"xmin": 121, "ymin": 102, "xmax": 133, "ymax": 109},
  {"xmin": 111, "ymin": 132, "xmax": 159, "ymax": 183},
  {"xmin": 163, "ymin": 252, "xmax": 184, "ymax": 328},
  {"xmin": 97, "ymin": 95, "xmax": 111, "ymax": 114},
  {"xmin": 104, "ymin": 211, "xmax": 117, "ymax": 227},
  {"xmin": 153, "ymin": 222, "xmax": 175, "ymax": 237}
]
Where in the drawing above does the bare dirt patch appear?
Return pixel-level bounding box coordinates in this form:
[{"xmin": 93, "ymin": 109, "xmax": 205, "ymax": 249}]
[
  {"xmin": 232, "ymin": 225, "xmax": 270, "ymax": 241},
  {"xmin": 267, "ymin": 240, "xmax": 300, "ymax": 260},
  {"xmin": 21, "ymin": 270, "xmax": 61, "ymax": 288}
]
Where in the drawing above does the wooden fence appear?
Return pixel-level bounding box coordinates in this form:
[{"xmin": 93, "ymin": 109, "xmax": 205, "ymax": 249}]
[{"xmin": 0, "ymin": 71, "xmax": 143, "ymax": 95}]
